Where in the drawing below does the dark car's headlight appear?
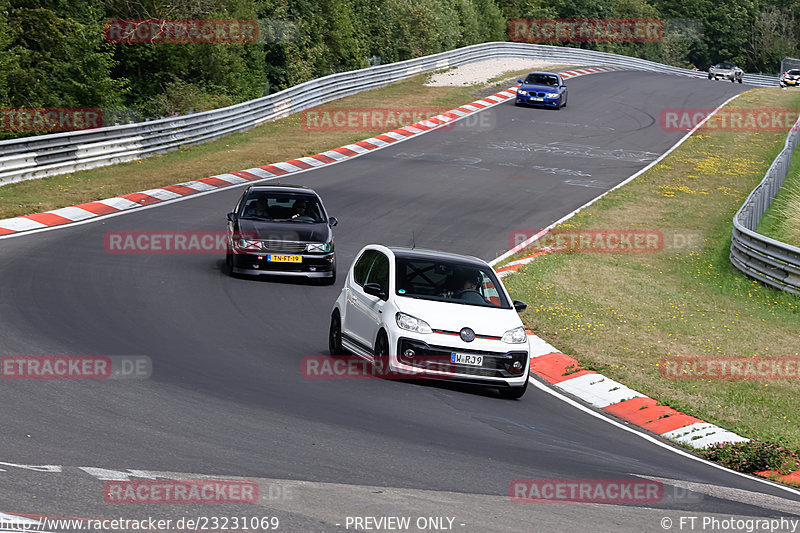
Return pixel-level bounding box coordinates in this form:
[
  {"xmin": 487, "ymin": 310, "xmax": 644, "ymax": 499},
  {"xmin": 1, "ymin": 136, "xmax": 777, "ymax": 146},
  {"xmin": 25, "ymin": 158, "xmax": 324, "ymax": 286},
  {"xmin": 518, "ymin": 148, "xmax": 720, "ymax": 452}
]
[
  {"xmin": 235, "ymin": 239, "xmax": 261, "ymax": 251},
  {"xmin": 306, "ymin": 242, "xmax": 333, "ymax": 253},
  {"xmin": 546, "ymin": 92, "xmax": 559, "ymax": 98},
  {"xmin": 517, "ymin": 89, "xmax": 527, "ymax": 95}
]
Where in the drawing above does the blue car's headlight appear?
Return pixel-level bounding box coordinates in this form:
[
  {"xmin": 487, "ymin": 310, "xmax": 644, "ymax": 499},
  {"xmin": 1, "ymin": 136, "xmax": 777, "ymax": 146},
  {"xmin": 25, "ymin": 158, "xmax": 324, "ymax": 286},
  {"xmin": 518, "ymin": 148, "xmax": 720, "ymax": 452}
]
[
  {"xmin": 517, "ymin": 90, "xmax": 527, "ymax": 95},
  {"xmin": 546, "ymin": 93, "xmax": 559, "ymax": 98}
]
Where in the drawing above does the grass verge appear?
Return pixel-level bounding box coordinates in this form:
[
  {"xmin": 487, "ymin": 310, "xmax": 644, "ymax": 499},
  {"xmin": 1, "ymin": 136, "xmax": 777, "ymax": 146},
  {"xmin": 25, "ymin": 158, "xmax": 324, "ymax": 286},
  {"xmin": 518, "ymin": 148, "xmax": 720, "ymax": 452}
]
[
  {"xmin": 0, "ymin": 64, "xmax": 575, "ymax": 220},
  {"xmin": 757, "ymin": 133, "xmax": 800, "ymax": 246},
  {"xmin": 500, "ymin": 87, "xmax": 800, "ymax": 451}
]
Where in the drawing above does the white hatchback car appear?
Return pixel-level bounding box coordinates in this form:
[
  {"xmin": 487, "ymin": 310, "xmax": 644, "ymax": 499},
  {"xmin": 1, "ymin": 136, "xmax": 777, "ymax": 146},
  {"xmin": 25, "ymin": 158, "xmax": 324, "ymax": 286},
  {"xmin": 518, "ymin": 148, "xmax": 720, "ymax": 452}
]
[{"xmin": 329, "ymin": 245, "xmax": 531, "ymax": 398}]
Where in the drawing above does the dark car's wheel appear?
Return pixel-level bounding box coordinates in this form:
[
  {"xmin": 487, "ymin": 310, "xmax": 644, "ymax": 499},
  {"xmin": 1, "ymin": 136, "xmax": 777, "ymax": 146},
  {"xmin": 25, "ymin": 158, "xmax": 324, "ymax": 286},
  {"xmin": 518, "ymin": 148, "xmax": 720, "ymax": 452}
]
[
  {"xmin": 374, "ymin": 331, "xmax": 390, "ymax": 377},
  {"xmin": 499, "ymin": 377, "xmax": 528, "ymax": 399},
  {"xmin": 322, "ymin": 264, "xmax": 337, "ymax": 286},
  {"xmin": 324, "ymin": 272, "xmax": 336, "ymax": 285},
  {"xmin": 329, "ymin": 311, "xmax": 343, "ymax": 356},
  {"xmin": 225, "ymin": 247, "xmax": 234, "ymax": 274}
]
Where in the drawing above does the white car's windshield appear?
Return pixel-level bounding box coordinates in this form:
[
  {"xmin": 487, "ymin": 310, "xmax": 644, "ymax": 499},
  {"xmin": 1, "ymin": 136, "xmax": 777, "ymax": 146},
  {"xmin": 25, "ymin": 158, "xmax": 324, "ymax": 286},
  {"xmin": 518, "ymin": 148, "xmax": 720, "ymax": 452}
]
[{"xmin": 395, "ymin": 257, "xmax": 510, "ymax": 308}]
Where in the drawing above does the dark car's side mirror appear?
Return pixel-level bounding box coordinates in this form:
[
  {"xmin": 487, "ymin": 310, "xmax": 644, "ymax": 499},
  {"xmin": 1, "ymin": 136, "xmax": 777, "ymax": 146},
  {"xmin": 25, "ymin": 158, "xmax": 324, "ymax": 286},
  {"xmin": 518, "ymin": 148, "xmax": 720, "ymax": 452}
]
[
  {"xmin": 513, "ymin": 300, "xmax": 528, "ymax": 312},
  {"xmin": 227, "ymin": 212, "xmax": 238, "ymax": 222},
  {"xmin": 517, "ymin": 79, "xmax": 523, "ymax": 84},
  {"xmin": 329, "ymin": 216, "xmax": 338, "ymax": 227},
  {"xmin": 363, "ymin": 283, "xmax": 387, "ymax": 299}
]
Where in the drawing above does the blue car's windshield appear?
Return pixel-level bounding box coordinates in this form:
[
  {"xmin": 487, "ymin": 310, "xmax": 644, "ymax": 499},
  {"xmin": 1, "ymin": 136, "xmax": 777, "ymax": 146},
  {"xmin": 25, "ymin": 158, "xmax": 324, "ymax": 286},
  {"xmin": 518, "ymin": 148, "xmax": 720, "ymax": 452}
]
[{"xmin": 524, "ymin": 74, "xmax": 559, "ymax": 86}]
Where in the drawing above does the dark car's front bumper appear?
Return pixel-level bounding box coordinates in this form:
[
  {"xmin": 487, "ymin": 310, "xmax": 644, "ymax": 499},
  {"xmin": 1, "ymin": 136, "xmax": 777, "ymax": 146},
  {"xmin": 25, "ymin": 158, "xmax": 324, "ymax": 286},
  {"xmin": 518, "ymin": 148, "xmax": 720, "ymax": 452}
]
[{"xmin": 231, "ymin": 252, "xmax": 335, "ymax": 278}]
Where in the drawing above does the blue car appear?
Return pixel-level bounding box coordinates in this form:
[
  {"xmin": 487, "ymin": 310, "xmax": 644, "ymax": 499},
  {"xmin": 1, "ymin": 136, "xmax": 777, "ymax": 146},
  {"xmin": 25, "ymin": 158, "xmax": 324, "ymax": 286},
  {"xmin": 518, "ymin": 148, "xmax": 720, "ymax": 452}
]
[{"xmin": 515, "ymin": 72, "xmax": 568, "ymax": 109}]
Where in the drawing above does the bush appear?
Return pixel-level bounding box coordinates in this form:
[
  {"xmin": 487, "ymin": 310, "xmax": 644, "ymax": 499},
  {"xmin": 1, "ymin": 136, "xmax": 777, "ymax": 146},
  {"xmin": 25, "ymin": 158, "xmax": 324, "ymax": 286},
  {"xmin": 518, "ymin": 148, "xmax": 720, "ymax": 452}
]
[{"xmin": 700, "ymin": 438, "xmax": 800, "ymax": 474}]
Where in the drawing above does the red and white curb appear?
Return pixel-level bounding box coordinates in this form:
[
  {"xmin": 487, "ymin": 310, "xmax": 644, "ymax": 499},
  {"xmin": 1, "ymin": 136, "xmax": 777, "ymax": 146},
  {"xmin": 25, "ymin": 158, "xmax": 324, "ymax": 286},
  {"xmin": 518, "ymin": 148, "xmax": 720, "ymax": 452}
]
[
  {"xmin": 0, "ymin": 66, "xmax": 622, "ymax": 238},
  {"xmin": 520, "ymin": 320, "xmax": 800, "ymax": 483},
  {"xmin": 525, "ymin": 329, "xmax": 748, "ymax": 449}
]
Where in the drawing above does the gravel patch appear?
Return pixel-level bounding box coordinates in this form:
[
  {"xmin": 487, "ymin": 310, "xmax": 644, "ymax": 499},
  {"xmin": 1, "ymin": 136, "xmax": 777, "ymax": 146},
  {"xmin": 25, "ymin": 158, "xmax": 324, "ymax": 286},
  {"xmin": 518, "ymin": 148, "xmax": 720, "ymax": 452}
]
[{"xmin": 425, "ymin": 59, "xmax": 564, "ymax": 87}]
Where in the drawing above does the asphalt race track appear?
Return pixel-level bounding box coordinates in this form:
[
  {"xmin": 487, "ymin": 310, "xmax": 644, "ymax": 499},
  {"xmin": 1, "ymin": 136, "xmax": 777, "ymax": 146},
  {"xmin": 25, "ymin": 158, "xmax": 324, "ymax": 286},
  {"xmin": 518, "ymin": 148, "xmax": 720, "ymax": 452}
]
[{"xmin": 2, "ymin": 71, "xmax": 799, "ymax": 532}]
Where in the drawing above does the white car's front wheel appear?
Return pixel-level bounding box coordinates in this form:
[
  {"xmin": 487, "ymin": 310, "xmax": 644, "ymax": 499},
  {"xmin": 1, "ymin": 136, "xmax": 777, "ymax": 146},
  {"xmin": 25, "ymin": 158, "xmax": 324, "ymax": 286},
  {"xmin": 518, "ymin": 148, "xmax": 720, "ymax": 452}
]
[
  {"xmin": 374, "ymin": 331, "xmax": 390, "ymax": 376},
  {"xmin": 499, "ymin": 378, "xmax": 528, "ymax": 399}
]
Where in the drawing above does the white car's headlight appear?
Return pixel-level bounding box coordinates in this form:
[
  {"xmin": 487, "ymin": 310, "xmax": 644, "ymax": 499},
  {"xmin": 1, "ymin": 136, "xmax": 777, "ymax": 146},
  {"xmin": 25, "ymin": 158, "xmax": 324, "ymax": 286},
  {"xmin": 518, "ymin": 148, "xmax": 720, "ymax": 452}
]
[
  {"xmin": 306, "ymin": 242, "xmax": 332, "ymax": 253},
  {"xmin": 546, "ymin": 93, "xmax": 559, "ymax": 98},
  {"xmin": 501, "ymin": 326, "xmax": 527, "ymax": 344},
  {"xmin": 517, "ymin": 90, "xmax": 527, "ymax": 95},
  {"xmin": 396, "ymin": 312, "xmax": 432, "ymax": 334}
]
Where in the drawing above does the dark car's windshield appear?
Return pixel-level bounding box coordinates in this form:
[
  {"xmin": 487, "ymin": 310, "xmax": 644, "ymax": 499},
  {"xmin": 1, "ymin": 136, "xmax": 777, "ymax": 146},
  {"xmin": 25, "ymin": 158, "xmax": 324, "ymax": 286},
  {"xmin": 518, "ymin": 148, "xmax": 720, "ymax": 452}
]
[
  {"xmin": 239, "ymin": 192, "xmax": 325, "ymax": 223},
  {"xmin": 395, "ymin": 257, "xmax": 510, "ymax": 309},
  {"xmin": 716, "ymin": 62, "xmax": 735, "ymax": 69},
  {"xmin": 524, "ymin": 74, "xmax": 559, "ymax": 86}
]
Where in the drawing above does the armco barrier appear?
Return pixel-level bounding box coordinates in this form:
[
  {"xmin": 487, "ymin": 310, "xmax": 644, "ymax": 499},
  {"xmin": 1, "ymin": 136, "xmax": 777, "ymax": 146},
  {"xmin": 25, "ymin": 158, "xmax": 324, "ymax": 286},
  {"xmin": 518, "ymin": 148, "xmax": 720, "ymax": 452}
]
[
  {"xmin": 730, "ymin": 116, "xmax": 800, "ymax": 294},
  {"xmin": 0, "ymin": 42, "xmax": 779, "ymax": 186}
]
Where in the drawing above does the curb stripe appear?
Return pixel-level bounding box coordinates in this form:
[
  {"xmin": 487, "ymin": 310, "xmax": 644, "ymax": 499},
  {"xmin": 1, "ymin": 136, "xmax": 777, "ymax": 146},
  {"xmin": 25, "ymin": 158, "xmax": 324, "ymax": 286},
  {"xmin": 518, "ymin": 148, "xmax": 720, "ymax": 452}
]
[{"xmin": 22, "ymin": 212, "xmax": 72, "ymax": 226}]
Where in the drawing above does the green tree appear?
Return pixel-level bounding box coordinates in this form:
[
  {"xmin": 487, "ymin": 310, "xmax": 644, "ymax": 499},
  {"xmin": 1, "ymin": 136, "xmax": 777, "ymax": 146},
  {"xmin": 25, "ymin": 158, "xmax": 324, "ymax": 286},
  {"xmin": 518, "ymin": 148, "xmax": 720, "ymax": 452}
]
[{"xmin": 3, "ymin": 0, "xmax": 125, "ymax": 108}]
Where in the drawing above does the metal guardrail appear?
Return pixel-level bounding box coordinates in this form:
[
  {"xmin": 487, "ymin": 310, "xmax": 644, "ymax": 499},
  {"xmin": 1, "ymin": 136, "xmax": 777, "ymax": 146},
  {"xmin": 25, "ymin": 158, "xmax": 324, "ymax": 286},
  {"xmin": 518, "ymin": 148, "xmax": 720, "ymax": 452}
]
[
  {"xmin": 730, "ymin": 117, "xmax": 800, "ymax": 294},
  {"xmin": 0, "ymin": 41, "xmax": 779, "ymax": 186}
]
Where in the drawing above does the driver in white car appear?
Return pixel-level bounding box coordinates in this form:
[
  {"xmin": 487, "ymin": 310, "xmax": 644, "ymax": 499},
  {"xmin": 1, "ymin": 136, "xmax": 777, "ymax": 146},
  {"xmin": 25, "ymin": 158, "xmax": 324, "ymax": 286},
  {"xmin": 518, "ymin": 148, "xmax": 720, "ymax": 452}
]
[{"xmin": 454, "ymin": 269, "xmax": 486, "ymax": 304}]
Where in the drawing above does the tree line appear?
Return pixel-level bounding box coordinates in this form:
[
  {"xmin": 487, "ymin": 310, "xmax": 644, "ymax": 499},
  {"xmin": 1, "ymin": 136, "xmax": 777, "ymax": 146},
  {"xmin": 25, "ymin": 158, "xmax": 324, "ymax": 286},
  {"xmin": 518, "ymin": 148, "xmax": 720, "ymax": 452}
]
[{"xmin": 0, "ymin": 0, "xmax": 797, "ymax": 130}]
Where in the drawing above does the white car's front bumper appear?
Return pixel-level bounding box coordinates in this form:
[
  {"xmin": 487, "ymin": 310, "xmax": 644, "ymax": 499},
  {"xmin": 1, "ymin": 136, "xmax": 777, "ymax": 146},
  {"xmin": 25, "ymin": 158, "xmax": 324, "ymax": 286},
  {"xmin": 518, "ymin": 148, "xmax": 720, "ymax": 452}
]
[{"xmin": 385, "ymin": 330, "xmax": 530, "ymax": 387}]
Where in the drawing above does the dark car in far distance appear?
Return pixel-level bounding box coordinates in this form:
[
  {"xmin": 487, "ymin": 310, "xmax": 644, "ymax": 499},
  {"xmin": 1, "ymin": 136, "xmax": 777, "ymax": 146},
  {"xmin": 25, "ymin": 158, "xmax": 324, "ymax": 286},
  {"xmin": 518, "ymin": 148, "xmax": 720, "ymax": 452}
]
[
  {"xmin": 780, "ymin": 69, "xmax": 800, "ymax": 88},
  {"xmin": 225, "ymin": 184, "xmax": 337, "ymax": 283},
  {"xmin": 515, "ymin": 72, "xmax": 567, "ymax": 109}
]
